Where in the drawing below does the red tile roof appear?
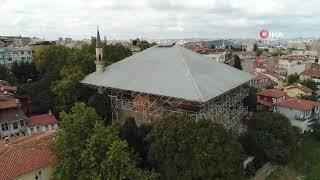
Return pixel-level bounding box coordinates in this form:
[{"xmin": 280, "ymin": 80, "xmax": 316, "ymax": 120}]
[
  {"xmin": 0, "ymin": 99, "xmax": 19, "ymax": 110},
  {"xmin": 253, "ymin": 60, "xmax": 268, "ymax": 68},
  {"xmin": 254, "ymin": 73, "xmax": 270, "ymax": 80},
  {"xmin": 301, "ymin": 68, "xmax": 320, "ymax": 78},
  {"xmin": 281, "ymin": 55, "xmax": 308, "ymax": 62},
  {"xmin": 0, "ymin": 133, "xmax": 55, "ymax": 180},
  {"xmin": 258, "ymin": 89, "xmax": 287, "ymax": 98},
  {"xmin": 27, "ymin": 114, "xmax": 58, "ymax": 127},
  {"xmin": 274, "ymin": 98, "xmax": 320, "ymax": 110}
]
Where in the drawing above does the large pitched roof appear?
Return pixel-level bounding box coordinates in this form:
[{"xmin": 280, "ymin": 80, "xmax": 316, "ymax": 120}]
[{"xmin": 82, "ymin": 44, "xmax": 252, "ymax": 102}]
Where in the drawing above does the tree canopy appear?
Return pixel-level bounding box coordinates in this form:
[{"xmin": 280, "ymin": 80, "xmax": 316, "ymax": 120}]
[
  {"xmin": 52, "ymin": 103, "xmax": 157, "ymax": 180},
  {"xmin": 241, "ymin": 112, "xmax": 299, "ymax": 165},
  {"xmin": 146, "ymin": 115, "xmax": 244, "ymax": 179},
  {"xmin": 300, "ymin": 78, "xmax": 318, "ymax": 91},
  {"xmin": 234, "ymin": 55, "xmax": 243, "ymax": 70},
  {"xmin": 0, "ymin": 64, "xmax": 10, "ymax": 81},
  {"xmin": 288, "ymin": 73, "xmax": 300, "ymax": 84}
]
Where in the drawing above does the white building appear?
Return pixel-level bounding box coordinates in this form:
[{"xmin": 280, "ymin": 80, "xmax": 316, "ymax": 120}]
[
  {"xmin": 27, "ymin": 113, "xmax": 59, "ymax": 135},
  {"xmin": 278, "ymin": 55, "xmax": 311, "ymax": 75},
  {"xmin": 0, "ymin": 41, "xmax": 4, "ymax": 64},
  {"xmin": 273, "ymin": 98, "xmax": 320, "ymax": 131},
  {"xmin": 3, "ymin": 46, "xmax": 34, "ymax": 66}
]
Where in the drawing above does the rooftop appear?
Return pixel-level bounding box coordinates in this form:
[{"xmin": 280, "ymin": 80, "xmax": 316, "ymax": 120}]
[
  {"xmin": 81, "ymin": 44, "xmax": 252, "ymax": 102},
  {"xmin": 258, "ymin": 89, "xmax": 287, "ymax": 98},
  {"xmin": 0, "ymin": 133, "xmax": 55, "ymax": 179},
  {"xmin": 27, "ymin": 113, "xmax": 58, "ymax": 127},
  {"xmin": 285, "ymin": 83, "xmax": 313, "ymax": 93},
  {"xmin": 302, "ymin": 68, "xmax": 320, "ymax": 78},
  {"xmin": 274, "ymin": 98, "xmax": 320, "ymax": 110},
  {"xmin": 0, "ymin": 99, "xmax": 19, "ymax": 110}
]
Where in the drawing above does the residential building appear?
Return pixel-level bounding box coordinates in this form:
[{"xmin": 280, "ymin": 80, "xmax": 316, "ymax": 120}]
[
  {"xmin": 196, "ymin": 48, "xmax": 231, "ymax": 63},
  {"xmin": 257, "ymin": 89, "xmax": 287, "ymax": 110},
  {"xmin": 250, "ymin": 73, "xmax": 277, "ymax": 90},
  {"xmin": 0, "ymin": 98, "xmax": 27, "ymax": 138},
  {"xmin": 3, "ymin": 46, "xmax": 34, "ymax": 66},
  {"xmin": 278, "ymin": 55, "xmax": 311, "ymax": 75},
  {"xmin": 0, "ymin": 40, "xmax": 4, "ymax": 64},
  {"xmin": 235, "ymin": 51, "xmax": 256, "ymax": 60},
  {"xmin": 282, "ymin": 83, "xmax": 313, "ymax": 98},
  {"xmin": 301, "ymin": 66, "xmax": 320, "ymax": 85},
  {"xmin": 0, "ymin": 132, "xmax": 55, "ymax": 180},
  {"xmin": 27, "ymin": 113, "xmax": 59, "ymax": 135},
  {"xmin": 273, "ymin": 98, "xmax": 320, "ymax": 131}
]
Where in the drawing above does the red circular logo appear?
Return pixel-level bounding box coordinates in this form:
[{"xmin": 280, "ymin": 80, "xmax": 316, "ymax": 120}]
[{"xmin": 259, "ymin": 29, "xmax": 269, "ymax": 39}]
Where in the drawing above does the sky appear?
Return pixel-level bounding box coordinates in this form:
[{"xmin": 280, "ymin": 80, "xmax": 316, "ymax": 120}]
[{"xmin": 1, "ymin": 0, "xmax": 320, "ymax": 40}]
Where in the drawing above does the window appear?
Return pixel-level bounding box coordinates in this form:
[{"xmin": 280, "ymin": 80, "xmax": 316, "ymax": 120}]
[
  {"xmin": 37, "ymin": 126, "xmax": 40, "ymax": 132},
  {"xmin": 21, "ymin": 57, "xmax": 25, "ymax": 61},
  {"xmin": 45, "ymin": 125, "xmax": 49, "ymax": 131},
  {"xmin": 13, "ymin": 122, "xmax": 18, "ymax": 129},
  {"xmin": 20, "ymin": 120, "xmax": 24, "ymax": 127},
  {"xmin": 1, "ymin": 123, "xmax": 8, "ymax": 131},
  {"xmin": 30, "ymin": 127, "xmax": 34, "ymax": 132},
  {"xmin": 21, "ymin": 51, "xmax": 24, "ymax": 54}
]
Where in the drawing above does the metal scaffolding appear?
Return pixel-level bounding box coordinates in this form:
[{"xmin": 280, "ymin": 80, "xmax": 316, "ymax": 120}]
[{"xmin": 92, "ymin": 82, "xmax": 249, "ymax": 134}]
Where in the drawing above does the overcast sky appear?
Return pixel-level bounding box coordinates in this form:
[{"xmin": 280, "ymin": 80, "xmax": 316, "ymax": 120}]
[{"xmin": 1, "ymin": 0, "xmax": 319, "ymax": 40}]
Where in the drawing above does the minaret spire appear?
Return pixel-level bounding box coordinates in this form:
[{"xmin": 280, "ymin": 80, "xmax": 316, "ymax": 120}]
[
  {"xmin": 95, "ymin": 25, "xmax": 104, "ymax": 72},
  {"xmin": 96, "ymin": 25, "xmax": 102, "ymax": 48}
]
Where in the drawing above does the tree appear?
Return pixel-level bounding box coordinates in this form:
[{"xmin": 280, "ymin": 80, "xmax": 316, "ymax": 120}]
[
  {"xmin": 52, "ymin": 103, "xmax": 102, "ymax": 179},
  {"xmin": 234, "ymin": 55, "xmax": 242, "ymax": 70},
  {"xmin": 300, "ymin": 79, "xmax": 318, "ymax": 91},
  {"xmin": 53, "ymin": 103, "xmax": 157, "ymax": 180},
  {"xmin": 241, "ymin": 112, "xmax": 299, "ymax": 165},
  {"xmin": 103, "ymin": 43, "xmax": 132, "ymax": 65},
  {"xmin": 51, "ymin": 49, "xmax": 95, "ymax": 112},
  {"xmin": 244, "ymin": 87, "xmax": 258, "ymax": 111},
  {"xmin": 138, "ymin": 40, "xmax": 156, "ymax": 51},
  {"xmin": 120, "ymin": 118, "xmax": 152, "ymax": 169},
  {"xmin": 11, "ymin": 61, "xmax": 39, "ymax": 83},
  {"xmin": 0, "ymin": 64, "xmax": 10, "ymax": 81},
  {"xmin": 288, "ymin": 73, "xmax": 300, "ymax": 84},
  {"xmin": 299, "ymin": 93, "xmax": 317, "ymax": 101},
  {"xmin": 253, "ymin": 44, "xmax": 258, "ymax": 52},
  {"xmin": 146, "ymin": 115, "xmax": 244, "ymax": 179}
]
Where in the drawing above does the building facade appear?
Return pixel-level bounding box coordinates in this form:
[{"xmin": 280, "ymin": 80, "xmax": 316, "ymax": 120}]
[
  {"xmin": 257, "ymin": 89, "xmax": 287, "ymax": 110},
  {"xmin": 27, "ymin": 113, "xmax": 59, "ymax": 135},
  {"xmin": 3, "ymin": 46, "xmax": 34, "ymax": 66},
  {"xmin": 0, "ymin": 99, "xmax": 27, "ymax": 138},
  {"xmin": 282, "ymin": 84, "xmax": 312, "ymax": 98},
  {"xmin": 0, "ymin": 40, "xmax": 5, "ymax": 64},
  {"xmin": 274, "ymin": 98, "xmax": 320, "ymax": 131}
]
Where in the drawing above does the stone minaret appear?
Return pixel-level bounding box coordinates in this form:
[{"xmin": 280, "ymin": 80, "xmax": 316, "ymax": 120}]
[{"xmin": 95, "ymin": 26, "xmax": 104, "ymax": 72}]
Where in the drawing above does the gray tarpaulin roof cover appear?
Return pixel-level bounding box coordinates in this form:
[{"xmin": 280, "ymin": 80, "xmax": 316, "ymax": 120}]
[{"xmin": 81, "ymin": 44, "xmax": 253, "ymax": 102}]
